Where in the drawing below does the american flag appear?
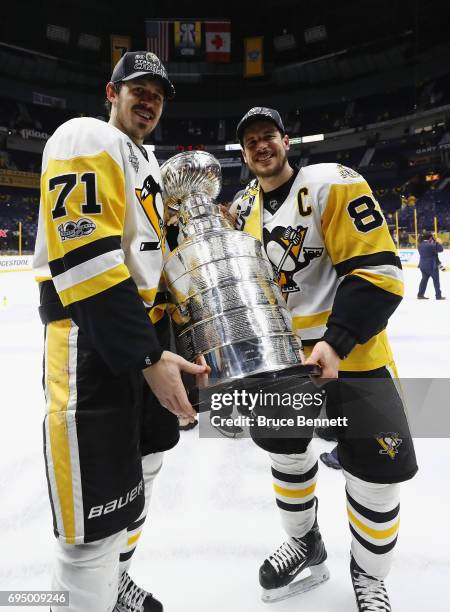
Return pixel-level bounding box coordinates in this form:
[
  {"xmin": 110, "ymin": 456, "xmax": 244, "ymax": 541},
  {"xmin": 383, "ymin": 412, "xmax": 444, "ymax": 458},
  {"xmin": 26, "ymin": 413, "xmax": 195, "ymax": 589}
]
[{"xmin": 145, "ymin": 20, "xmax": 170, "ymax": 63}]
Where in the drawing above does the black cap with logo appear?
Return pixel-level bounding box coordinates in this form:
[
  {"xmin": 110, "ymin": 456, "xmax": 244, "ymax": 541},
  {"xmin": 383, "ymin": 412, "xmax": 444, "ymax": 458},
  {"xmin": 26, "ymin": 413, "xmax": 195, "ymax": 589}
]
[
  {"xmin": 236, "ymin": 107, "xmax": 285, "ymax": 144},
  {"xmin": 110, "ymin": 51, "xmax": 175, "ymax": 99}
]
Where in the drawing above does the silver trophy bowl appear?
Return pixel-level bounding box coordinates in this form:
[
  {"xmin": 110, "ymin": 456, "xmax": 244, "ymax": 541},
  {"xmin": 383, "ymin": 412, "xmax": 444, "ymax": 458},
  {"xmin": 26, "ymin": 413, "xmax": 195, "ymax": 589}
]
[
  {"xmin": 162, "ymin": 150, "xmax": 222, "ymax": 210},
  {"xmin": 161, "ymin": 151, "xmax": 318, "ymax": 405}
]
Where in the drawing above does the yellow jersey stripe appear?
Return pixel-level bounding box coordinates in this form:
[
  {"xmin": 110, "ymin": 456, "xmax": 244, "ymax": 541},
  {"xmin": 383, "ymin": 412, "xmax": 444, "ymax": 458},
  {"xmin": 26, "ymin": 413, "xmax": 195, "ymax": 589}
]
[
  {"xmin": 243, "ymin": 188, "xmax": 263, "ymax": 242},
  {"xmin": 138, "ymin": 287, "xmax": 158, "ymax": 305},
  {"xmin": 47, "ymin": 320, "xmax": 76, "ymax": 544},
  {"xmin": 292, "ymin": 310, "xmax": 331, "ymax": 331},
  {"xmin": 58, "ymin": 263, "xmax": 130, "ymax": 306},
  {"xmin": 273, "ymin": 483, "xmax": 316, "ymax": 499},
  {"xmin": 347, "ymin": 508, "xmax": 400, "ymax": 540},
  {"xmin": 350, "ymin": 270, "xmax": 404, "ymax": 297},
  {"xmin": 149, "ymin": 304, "xmax": 167, "ymax": 324}
]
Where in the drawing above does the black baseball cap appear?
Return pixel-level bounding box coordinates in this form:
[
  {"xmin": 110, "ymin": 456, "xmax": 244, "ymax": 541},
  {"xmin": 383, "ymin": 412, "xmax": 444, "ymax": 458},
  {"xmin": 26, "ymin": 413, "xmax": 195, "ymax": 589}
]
[
  {"xmin": 236, "ymin": 107, "xmax": 285, "ymax": 144},
  {"xmin": 110, "ymin": 51, "xmax": 175, "ymax": 99}
]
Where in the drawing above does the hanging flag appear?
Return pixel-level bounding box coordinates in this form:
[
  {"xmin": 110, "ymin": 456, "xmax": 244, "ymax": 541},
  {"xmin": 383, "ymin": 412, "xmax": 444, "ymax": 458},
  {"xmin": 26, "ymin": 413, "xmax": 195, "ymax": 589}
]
[
  {"xmin": 145, "ymin": 20, "xmax": 170, "ymax": 62},
  {"xmin": 244, "ymin": 36, "xmax": 264, "ymax": 77},
  {"xmin": 111, "ymin": 35, "xmax": 131, "ymax": 72},
  {"xmin": 205, "ymin": 22, "xmax": 231, "ymax": 63},
  {"xmin": 174, "ymin": 21, "xmax": 202, "ymax": 58}
]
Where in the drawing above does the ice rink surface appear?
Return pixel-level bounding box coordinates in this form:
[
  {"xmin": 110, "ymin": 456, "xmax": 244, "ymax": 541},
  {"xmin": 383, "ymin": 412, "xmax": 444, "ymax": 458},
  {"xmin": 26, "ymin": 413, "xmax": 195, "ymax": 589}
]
[{"xmin": 0, "ymin": 267, "xmax": 449, "ymax": 611}]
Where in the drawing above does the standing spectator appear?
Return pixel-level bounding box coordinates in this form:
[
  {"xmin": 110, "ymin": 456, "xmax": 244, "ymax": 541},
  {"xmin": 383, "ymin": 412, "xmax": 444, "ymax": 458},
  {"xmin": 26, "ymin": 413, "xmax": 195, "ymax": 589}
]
[{"xmin": 417, "ymin": 233, "xmax": 445, "ymax": 300}]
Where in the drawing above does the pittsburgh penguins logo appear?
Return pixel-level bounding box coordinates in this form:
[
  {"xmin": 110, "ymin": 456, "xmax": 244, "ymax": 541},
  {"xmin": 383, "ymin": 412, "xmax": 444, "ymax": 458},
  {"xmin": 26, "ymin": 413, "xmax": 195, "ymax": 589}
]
[
  {"xmin": 135, "ymin": 175, "xmax": 164, "ymax": 252},
  {"xmin": 375, "ymin": 433, "xmax": 403, "ymax": 460},
  {"xmin": 264, "ymin": 225, "xmax": 323, "ymax": 294}
]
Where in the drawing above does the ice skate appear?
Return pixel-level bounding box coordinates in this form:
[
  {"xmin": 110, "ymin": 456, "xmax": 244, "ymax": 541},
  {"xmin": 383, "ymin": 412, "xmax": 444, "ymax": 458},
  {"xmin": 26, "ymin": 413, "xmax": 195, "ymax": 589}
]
[
  {"xmin": 259, "ymin": 519, "xmax": 329, "ymax": 603},
  {"xmin": 114, "ymin": 571, "xmax": 163, "ymax": 612},
  {"xmin": 350, "ymin": 555, "xmax": 391, "ymax": 611}
]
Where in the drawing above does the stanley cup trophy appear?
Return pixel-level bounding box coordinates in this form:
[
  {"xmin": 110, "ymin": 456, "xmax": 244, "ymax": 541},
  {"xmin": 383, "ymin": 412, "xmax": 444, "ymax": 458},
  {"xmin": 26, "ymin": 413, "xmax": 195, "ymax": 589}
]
[{"xmin": 161, "ymin": 151, "xmax": 319, "ymax": 408}]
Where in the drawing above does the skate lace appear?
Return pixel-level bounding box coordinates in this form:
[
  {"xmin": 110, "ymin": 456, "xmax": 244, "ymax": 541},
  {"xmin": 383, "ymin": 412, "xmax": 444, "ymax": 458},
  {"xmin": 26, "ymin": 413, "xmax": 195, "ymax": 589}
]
[
  {"xmin": 117, "ymin": 572, "xmax": 148, "ymax": 611},
  {"xmin": 268, "ymin": 538, "xmax": 307, "ymax": 575},
  {"xmin": 353, "ymin": 569, "xmax": 390, "ymax": 611}
]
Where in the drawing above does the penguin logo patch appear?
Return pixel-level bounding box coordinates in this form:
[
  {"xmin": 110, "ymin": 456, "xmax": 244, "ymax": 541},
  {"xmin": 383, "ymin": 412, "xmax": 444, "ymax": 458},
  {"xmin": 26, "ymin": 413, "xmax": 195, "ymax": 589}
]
[
  {"xmin": 135, "ymin": 175, "xmax": 164, "ymax": 251},
  {"xmin": 375, "ymin": 433, "xmax": 403, "ymax": 459},
  {"xmin": 264, "ymin": 225, "xmax": 323, "ymax": 294}
]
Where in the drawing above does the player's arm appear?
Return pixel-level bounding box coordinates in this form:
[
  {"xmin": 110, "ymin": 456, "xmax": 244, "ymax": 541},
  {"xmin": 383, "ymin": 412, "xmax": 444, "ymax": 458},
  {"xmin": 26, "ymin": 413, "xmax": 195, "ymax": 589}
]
[
  {"xmin": 320, "ymin": 178, "xmax": 403, "ymax": 359},
  {"xmin": 40, "ymin": 143, "xmax": 165, "ymax": 375}
]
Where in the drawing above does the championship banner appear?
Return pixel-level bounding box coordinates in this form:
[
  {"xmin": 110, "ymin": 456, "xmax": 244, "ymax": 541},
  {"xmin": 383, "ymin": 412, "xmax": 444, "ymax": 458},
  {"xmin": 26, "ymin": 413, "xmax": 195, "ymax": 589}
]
[
  {"xmin": 244, "ymin": 36, "xmax": 264, "ymax": 77},
  {"xmin": 205, "ymin": 22, "xmax": 231, "ymax": 63},
  {"xmin": 174, "ymin": 21, "xmax": 202, "ymax": 58},
  {"xmin": 0, "ymin": 169, "xmax": 40, "ymax": 189},
  {"xmin": 111, "ymin": 35, "xmax": 131, "ymax": 71}
]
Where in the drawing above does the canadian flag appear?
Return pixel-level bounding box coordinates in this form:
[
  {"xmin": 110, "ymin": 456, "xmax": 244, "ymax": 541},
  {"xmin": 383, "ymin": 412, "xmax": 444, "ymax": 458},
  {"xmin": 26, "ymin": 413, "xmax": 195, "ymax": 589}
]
[{"xmin": 205, "ymin": 22, "xmax": 231, "ymax": 62}]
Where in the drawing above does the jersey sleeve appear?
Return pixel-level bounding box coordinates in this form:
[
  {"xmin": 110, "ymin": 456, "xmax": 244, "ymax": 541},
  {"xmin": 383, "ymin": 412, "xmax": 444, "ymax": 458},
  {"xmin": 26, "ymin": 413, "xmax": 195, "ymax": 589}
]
[
  {"xmin": 40, "ymin": 122, "xmax": 163, "ymax": 374},
  {"xmin": 319, "ymin": 173, "xmax": 403, "ymax": 358}
]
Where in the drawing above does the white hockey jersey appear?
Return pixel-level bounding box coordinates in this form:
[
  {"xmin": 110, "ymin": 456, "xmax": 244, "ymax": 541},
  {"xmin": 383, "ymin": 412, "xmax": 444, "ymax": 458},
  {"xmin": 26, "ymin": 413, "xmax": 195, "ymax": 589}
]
[
  {"xmin": 234, "ymin": 163, "xmax": 403, "ymax": 372},
  {"xmin": 33, "ymin": 117, "xmax": 167, "ymax": 372}
]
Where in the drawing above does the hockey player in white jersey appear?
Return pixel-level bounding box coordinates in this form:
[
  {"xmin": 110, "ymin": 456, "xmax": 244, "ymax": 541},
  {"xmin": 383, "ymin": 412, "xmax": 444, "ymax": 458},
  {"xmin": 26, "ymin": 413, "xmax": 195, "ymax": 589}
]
[
  {"xmin": 33, "ymin": 52, "xmax": 208, "ymax": 612},
  {"xmin": 232, "ymin": 107, "xmax": 418, "ymax": 611}
]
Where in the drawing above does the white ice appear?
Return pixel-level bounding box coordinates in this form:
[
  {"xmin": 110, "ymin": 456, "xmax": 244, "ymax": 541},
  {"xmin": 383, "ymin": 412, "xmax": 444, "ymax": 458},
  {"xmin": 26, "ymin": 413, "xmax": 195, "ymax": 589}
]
[{"xmin": 0, "ymin": 267, "xmax": 449, "ymax": 611}]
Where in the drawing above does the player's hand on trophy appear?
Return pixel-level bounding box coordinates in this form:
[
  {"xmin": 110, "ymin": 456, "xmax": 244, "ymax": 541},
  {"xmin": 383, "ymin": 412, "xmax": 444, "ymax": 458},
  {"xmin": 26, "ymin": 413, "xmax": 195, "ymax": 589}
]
[
  {"xmin": 194, "ymin": 354, "xmax": 211, "ymax": 388},
  {"xmin": 143, "ymin": 351, "xmax": 209, "ymax": 421},
  {"xmin": 219, "ymin": 203, "xmax": 236, "ymax": 225},
  {"xmin": 304, "ymin": 341, "xmax": 340, "ymax": 379},
  {"xmin": 166, "ymin": 212, "xmax": 179, "ymax": 226}
]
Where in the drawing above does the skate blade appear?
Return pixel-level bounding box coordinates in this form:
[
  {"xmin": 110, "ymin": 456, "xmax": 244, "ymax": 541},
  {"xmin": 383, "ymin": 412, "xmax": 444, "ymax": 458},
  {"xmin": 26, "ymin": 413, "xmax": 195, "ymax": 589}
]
[{"xmin": 261, "ymin": 562, "xmax": 330, "ymax": 603}]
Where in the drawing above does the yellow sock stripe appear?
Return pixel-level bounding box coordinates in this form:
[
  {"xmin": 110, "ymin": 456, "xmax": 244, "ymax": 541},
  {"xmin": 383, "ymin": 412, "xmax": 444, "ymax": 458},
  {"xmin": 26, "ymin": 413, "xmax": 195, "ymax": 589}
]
[
  {"xmin": 347, "ymin": 507, "xmax": 400, "ymax": 540},
  {"xmin": 273, "ymin": 483, "xmax": 316, "ymax": 499},
  {"xmin": 47, "ymin": 320, "xmax": 76, "ymax": 544},
  {"xmin": 127, "ymin": 531, "xmax": 142, "ymax": 546},
  {"xmin": 58, "ymin": 263, "xmax": 130, "ymax": 306}
]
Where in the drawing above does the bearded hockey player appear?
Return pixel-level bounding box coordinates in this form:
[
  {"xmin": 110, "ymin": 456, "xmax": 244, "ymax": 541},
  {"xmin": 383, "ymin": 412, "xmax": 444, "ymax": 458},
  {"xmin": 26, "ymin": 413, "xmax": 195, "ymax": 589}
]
[{"xmin": 232, "ymin": 107, "xmax": 418, "ymax": 611}]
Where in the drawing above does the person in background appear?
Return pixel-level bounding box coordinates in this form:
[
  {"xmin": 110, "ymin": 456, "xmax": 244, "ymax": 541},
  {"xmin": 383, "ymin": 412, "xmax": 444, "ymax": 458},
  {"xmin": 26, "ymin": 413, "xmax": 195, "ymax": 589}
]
[{"xmin": 417, "ymin": 232, "xmax": 445, "ymax": 299}]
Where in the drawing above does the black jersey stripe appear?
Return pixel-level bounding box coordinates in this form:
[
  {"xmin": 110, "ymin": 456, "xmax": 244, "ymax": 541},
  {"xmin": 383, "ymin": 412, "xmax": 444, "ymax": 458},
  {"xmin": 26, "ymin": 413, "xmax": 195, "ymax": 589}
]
[
  {"xmin": 49, "ymin": 235, "xmax": 122, "ymax": 277},
  {"xmin": 334, "ymin": 252, "xmax": 401, "ymax": 277}
]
